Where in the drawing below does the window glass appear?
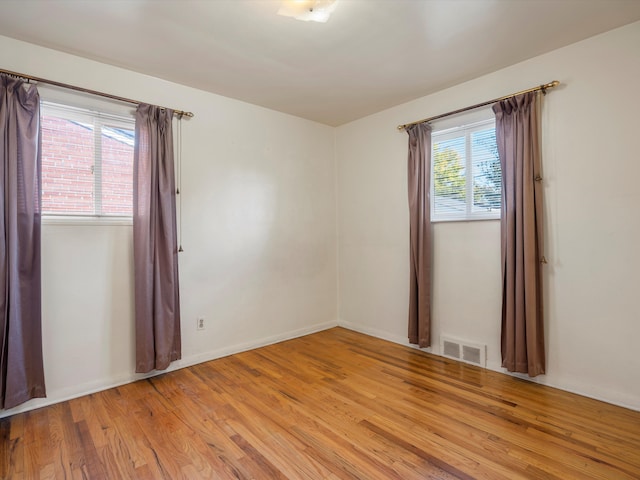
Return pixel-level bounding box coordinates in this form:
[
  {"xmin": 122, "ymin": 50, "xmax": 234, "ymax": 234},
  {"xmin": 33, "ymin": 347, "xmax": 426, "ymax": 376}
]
[
  {"xmin": 431, "ymin": 119, "xmax": 500, "ymax": 221},
  {"xmin": 471, "ymin": 127, "xmax": 500, "ymax": 214},
  {"xmin": 41, "ymin": 102, "xmax": 134, "ymax": 217}
]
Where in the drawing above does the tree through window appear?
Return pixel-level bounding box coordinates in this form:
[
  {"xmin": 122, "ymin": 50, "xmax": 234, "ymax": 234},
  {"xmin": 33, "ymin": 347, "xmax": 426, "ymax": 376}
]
[{"xmin": 431, "ymin": 118, "xmax": 500, "ymax": 221}]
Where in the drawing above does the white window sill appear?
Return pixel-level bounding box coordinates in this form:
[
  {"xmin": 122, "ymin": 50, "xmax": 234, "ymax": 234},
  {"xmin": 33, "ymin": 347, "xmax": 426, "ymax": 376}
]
[
  {"xmin": 432, "ymin": 216, "xmax": 500, "ymax": 224},
  {"xmin": 42, "ymin": 215, "xmax": 133, "ymax": 226}
]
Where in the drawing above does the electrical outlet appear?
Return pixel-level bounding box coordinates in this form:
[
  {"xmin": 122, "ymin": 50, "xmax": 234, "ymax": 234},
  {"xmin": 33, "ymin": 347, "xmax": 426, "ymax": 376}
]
[{"xmin": 196, "ymin": 317, "xmax": 205, "ymax": 330}]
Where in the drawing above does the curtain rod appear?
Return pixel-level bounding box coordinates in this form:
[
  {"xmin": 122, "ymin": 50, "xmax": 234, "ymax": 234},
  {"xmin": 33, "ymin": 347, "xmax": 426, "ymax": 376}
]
[
  {"xmin": 397, "ymin": 80, "xmax": 559, "ymax": 131},
  {"xmin": 0, "ymin": 67, "xmax": 194, "ymax": 118}
]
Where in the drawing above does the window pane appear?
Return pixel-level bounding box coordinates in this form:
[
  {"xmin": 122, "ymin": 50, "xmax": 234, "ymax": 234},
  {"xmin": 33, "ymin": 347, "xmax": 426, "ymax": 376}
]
[
  {"xmin": 431, "ymin": 118, "xmax": 500, "ymax": 222},
  {"xmin": 433, "ymin": 136, "xmax": 466, "ymax": 216},
  {"xmin": 471, "ymin": 128, "xmax": 501, "ymax": 213},
  {"xmin": 41, "ymin": 102, "xmax": 134, "ymax": 218},
  {"xmin": 101, "ymin": 125, "xmax": 134, "ymax": 216},
  {"xmin": 41, "ymin": 115, "xmax": 95, "ymax": 215}
]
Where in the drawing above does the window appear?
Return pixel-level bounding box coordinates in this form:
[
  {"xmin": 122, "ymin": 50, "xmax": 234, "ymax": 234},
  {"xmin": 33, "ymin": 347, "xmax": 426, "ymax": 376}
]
[
  {"xmin": 41, "ymin": 102, "xmax": 135, "ymax": 217},
  {"xmin": 431, "ymin": 118, "xmax": 500, "ymax": 221}
]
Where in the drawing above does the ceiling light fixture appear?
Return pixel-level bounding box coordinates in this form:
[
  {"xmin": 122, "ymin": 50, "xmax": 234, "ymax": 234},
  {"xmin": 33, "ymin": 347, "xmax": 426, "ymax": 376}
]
[{"xmin": 277, "ymin": 0, "xmax": 338, "ymax": 23}]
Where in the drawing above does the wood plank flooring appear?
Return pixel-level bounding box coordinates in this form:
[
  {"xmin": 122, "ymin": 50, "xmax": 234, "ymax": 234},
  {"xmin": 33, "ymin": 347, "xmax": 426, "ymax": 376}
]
[{"xmin": 2, "ymin": 327, "xmax": 640, "ymax": 479}]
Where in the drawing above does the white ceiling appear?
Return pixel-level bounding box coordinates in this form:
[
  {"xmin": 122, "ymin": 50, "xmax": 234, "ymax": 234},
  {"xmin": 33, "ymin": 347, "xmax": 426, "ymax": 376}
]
[{"xmin": 1, "ymin": 0, "xmax": 639, "ymax": 126}]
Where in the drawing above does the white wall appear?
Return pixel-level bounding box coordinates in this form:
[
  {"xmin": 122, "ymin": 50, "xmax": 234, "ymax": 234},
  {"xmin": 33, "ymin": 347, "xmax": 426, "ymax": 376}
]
[
  {"xmin": 0, "ymin": 35, "xmax": 337, "ymax": 417},
  {"xmin": 2, "ymin": 21, "xmax": 639, "ymax": 417},
  {"xmin": 336, "ymin": 22, "xmax": 640, "ymax": 410}
]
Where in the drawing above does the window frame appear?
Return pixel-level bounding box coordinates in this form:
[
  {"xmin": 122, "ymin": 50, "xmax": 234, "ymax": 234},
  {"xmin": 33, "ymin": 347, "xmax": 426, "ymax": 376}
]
[
  {"xmin": 40, "ymin": 100, "xmax": 136, "ymax": 224},
  {"xmin": 430, "ymin": 117, "xmax": 501, "ymax": 223}
]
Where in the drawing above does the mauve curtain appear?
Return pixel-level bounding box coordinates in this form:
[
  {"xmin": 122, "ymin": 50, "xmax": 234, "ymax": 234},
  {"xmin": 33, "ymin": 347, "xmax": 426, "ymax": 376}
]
[
  {"xmin": 407, "ymin": 123, "xmax": 432, "ymax": 348},
  {"xmin": 0, "ymin": 74, "xmax": 46, "ymax": 409},
  {"xmin": 133, "ymin": 104, "xmax": 181, "ymax": 373},
  {"xmin": 493, "ymin": 92, "xmax": 545, "ymax": 377}
]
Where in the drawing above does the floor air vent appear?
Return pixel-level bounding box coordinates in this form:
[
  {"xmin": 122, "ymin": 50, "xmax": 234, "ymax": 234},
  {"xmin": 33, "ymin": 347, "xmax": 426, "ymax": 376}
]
[
  {"xmin": 440, "ymin": 336, "xmax": 486, "ymax": 368},
  {"xmin": 443, "ymin": 339, "xmax": 461, "ymax": 359}
]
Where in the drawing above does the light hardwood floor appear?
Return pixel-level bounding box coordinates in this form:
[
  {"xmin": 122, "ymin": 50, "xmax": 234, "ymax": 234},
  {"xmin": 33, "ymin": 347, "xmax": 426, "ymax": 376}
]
[{"xmin": 1, "ymin": 327, "xmax": 639, "ymax": 479}]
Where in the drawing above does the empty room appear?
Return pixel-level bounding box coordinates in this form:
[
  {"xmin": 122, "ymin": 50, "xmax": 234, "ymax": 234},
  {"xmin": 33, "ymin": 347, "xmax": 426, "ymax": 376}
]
[{"xmin": 1, "ymin": 1, "xmax": 639, "ymax": 478}]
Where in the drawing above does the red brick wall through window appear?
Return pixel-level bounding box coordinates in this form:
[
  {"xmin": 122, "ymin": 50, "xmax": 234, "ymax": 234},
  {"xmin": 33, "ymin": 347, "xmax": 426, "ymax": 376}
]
[{"xmin": 41, "ymin": 115, "xmax": 134, "ymax": 216}]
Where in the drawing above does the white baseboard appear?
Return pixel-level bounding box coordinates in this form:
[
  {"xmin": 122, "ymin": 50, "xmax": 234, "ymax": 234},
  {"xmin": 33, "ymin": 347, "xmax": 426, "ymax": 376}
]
[
  {"xmin": 338, "ymin": 321, "xmax": 639, "ymax": 412},
  {"xmin": 0, "ymin": 319, "xmax": 338, "ymax": 419},
  {"xmin": 5, "ymin": 319, "xmax": 637, "ymax": 417},
  {"xmin": 485, "ymin": 359, "xmax": 640, "ymax": 412},
  {"xmin": 337, "ymin": 319, "xmax": 432, "ymax": 352},
  {"xmin": 177, "ymin": 320, "xmax": 338, "ymax": 370}
]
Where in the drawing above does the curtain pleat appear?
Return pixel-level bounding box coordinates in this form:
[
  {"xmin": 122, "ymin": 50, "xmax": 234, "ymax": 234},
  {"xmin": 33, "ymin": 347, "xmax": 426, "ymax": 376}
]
[
  {"xmin": 133, "ymin": 104, "xmax": 181, "ymax": 373},
  {"xmin": 0, "ymin": 74, "xmax": 46, "ymax": 409},
  {"xmin": 493, "ymin": 92, "xmax": 545, "ymax": 377},
  {"xmin": 407, "ymin": 123, "xmax": 432, "ymax": 348}
]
